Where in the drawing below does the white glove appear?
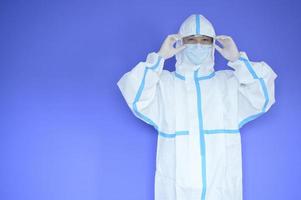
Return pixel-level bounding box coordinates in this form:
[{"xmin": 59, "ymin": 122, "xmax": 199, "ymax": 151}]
[
  {"xmin": 157, "ymin": 34, "xmax": 187, "ymax": 60},
  {"xmin": 214, "ymin": 35, "xmax": 240, "ymax": 62}
]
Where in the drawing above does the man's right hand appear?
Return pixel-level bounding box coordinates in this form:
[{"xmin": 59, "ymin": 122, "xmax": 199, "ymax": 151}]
[{"xmin": 157, "ymin": 34, "xmax": 187, "ymax": 60}]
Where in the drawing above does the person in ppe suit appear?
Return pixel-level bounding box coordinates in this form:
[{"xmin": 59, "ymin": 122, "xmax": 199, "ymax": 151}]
[{"xmin": 117, "ymin": 14, "xmax": 277, "ymax": 200}]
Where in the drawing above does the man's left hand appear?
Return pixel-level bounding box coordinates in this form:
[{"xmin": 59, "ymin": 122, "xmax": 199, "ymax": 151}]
[{"xmin": 214, "ymin": 35, "xmax": 240, "ymax": 62}]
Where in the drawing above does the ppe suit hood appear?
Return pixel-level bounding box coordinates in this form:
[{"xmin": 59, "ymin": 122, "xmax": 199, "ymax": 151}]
[{"xmin": 175, "ymin": 14, "xmax": 216, "ymax": 78}]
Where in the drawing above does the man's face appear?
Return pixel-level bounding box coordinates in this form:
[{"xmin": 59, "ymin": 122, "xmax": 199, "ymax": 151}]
[{"xmin": 182, "ymin": 35, "xmax": 213, "ymax": 45}]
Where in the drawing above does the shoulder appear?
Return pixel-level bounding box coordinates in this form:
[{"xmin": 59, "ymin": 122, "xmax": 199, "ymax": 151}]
[
  {"xmin": 214, "ymin": 69, "xmax": 238, "ymax": 86},
  {"xmin": 159, "ymin": 69, "xmax": 174, "ymax": 82},
  {"xmin": 215, "ymin": 69, "xmax": 235, "ymax": 79}
]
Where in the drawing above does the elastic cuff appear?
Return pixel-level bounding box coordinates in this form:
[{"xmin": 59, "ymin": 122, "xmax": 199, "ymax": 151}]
[
  {"xmin": 227, "ymin": 51, "xmax": 249, "ymax": 66},
  {"xmin": 145, "ymin": 52, "xmax": 165, "ymax": 74}
]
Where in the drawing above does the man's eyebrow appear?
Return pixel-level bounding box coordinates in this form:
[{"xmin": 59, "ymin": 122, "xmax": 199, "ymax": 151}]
[{"xmin": 183, "ymin": 35, "xmax": 213, "ymax": 40}]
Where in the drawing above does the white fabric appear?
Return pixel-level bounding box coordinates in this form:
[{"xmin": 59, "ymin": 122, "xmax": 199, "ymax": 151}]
[{"xmin": 117, "ymin": 14, "xmax": 278, "ymax": 200}]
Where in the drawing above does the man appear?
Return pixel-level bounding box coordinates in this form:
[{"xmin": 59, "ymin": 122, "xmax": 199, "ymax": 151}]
[{"xmin": 117, "ymin": 14, "xmax": 277, "ymax": 200}]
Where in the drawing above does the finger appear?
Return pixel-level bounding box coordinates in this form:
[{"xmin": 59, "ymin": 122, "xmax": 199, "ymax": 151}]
[
  {"xmin": 173, "ymin": 33, "xmax": 183, "ymax": 38},
  {"xmin": 168, "ymin": 33, "xmax": 180, "ymax": 37},
  {"xmin": 216, "ymin": 37, "xmax": 231, "ymax": 45},
  {"xmin": 168, "ymin": 34, "xmax": 182, "ymax": 41},
  {"xmin": 215, "ymin": 35, "xmax": 230, "ymax": 40},
  {"xmin": 215, "ymin": 35, "xmax": 225, "ymax": 40},
  {"xmin": 170, "ymin": 36, "xmax": 183, "ymax": 46},
  {"xmin": 173, "ymin": 33, "xmax": 183, "ymax": 39},
  {"xmin": 217, "ymin": 36, "xmax": 233, "ymax": 46},
  {"xmin": 214, "ymin": 44, "xmax": 223, "ymax": 53},
  {"xmin": 215, "ymin": 38, "xmax": 227, "ymax": 46},
  {"xmin": 174, "ymin": 44, "xmax": 187, "ymax": 54}
]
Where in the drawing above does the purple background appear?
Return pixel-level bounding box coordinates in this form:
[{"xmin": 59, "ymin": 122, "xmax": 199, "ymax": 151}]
[{"xmin": 1, "ymin": 0, "xmax": 300, "ymax": 199}]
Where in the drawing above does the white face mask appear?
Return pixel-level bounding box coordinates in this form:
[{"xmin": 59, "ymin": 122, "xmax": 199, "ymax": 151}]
[{"xmin": 182, "ymin": 43, "xmax": 213, "ymax": 65}]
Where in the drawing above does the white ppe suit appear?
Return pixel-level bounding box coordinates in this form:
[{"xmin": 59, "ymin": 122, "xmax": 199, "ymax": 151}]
[{"xmin": 117, "ymin": 14, "xmax": 277, "ymax": 200}]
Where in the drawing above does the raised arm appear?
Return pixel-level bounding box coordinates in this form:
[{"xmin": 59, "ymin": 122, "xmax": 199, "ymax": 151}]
[
  {"xmin": 227, "ymin": 51, "xmax": 278, "ymax": 128},
  {"xmin": 214, "ymin": 35, "xmax": 278, "ymax": 129},
  {"xmin": 117, "ymin": 34, "xmax": 186, "ymax": 131},
  {"xmin": 117, "ymin": 52, "xmax": 165, "ymax": 130}
]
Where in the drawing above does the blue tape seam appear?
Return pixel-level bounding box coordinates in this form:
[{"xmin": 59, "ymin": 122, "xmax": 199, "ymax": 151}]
[
  {"xmin": 196, "ymin": 14, "xmax": 200, "ymax": 34},
  {"xmin": 237, "ymin": 56, "xmax": 270, "ymax": 128},
  {"xmin": 175, "ymin": 71, "xmax": 215, "ymax": 81},
  {"xmin": 194, "ymin": 68, "xmax": 207, "ymax": 200}
]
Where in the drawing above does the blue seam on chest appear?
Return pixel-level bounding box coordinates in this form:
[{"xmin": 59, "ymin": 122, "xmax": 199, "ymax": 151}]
[
  {"xmin": 158, "ymin": 130, "xmax": 189, "ymax": 138},
  {"xmin": 203, "ymin": 129, "xmax": 240, "ymax": 134},
  {"xmin": 194, "ymin": 69, "xmax": 207, "ymax": 200},
  {"xmin": 158, "ymin": 129, "xmax": 240, "ymax": 138}
]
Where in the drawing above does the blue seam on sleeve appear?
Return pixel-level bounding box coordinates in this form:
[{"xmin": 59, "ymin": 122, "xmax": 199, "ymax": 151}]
[
  {"xmin": 132, "ymin": 55, "xmax": 163, "ymax": 129},
  {"xmin": 132, "ymin": 67, "xmax": 159, "ymax": 129},
  {"xmin": 132, "ymin": 55, "xmax": 191, "ymax": 136},
  {"xmin": 239, "ymin": 112, "xmax": 265, "ymax": 128},
  {"xmin": 238, "ymin": 56, "xmax": 270, "ymax": 129}
]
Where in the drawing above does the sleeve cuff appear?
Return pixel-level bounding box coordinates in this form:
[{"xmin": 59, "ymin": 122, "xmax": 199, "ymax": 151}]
[{"xmin": 145, "ymin": 52, "xmax": 165, "ymax": 74}]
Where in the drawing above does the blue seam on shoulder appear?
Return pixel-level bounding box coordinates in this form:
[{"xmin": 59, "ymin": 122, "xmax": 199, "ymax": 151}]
[
  {"xmin": 175, "ymin": 71, "xmax": 216, "ymax": 81},
  {"xmin": 175, "ymin": 72, "xmax": 186, "ymax": 80},
  {"xmin": 198, "ymin": 71, "xmax": 215, "ymax": 80}
]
